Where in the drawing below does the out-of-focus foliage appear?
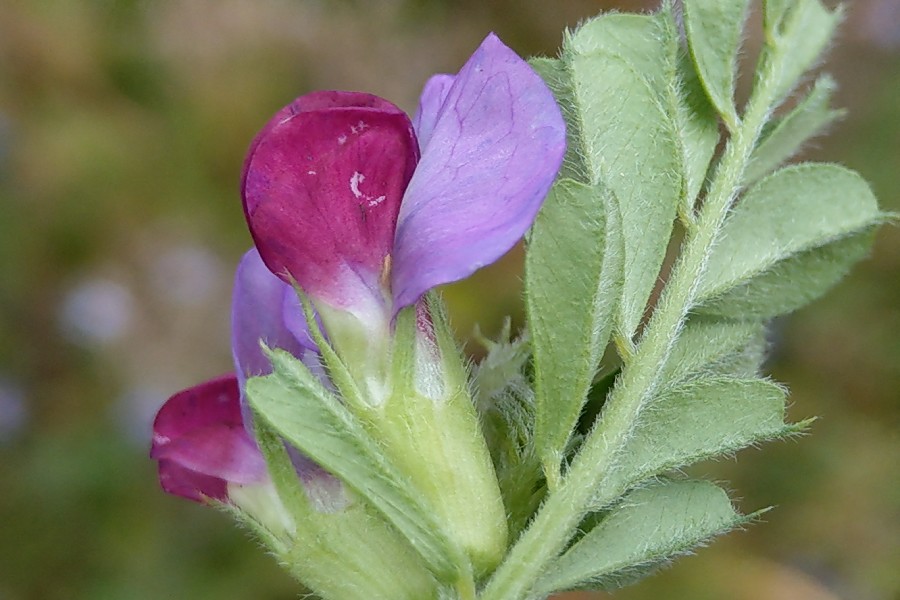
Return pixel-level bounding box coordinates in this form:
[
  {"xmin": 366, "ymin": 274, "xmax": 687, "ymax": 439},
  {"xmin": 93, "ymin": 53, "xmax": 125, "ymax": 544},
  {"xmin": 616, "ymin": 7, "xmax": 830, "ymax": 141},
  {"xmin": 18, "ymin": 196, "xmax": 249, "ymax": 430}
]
[{"xmin": 0, "ymin": 1, "xmax": 896, "ymax": 599}]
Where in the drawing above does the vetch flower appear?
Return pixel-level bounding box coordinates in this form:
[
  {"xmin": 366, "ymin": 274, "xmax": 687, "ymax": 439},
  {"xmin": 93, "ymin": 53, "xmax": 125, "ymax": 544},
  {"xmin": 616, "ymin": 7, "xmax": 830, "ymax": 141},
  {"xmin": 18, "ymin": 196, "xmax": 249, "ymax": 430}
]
[
  {"xmin": 242, "ymin": 32, "xmax": 566, "ymax": 326},
  {"xmin": 151, "ymin": 376, "xmax": 438, "ymax": 600},
  {"xmin": 152, "ymin": 31, "xmax": 565, "ymax": 592},
  {"xmin": 154, "ymin": 249, "xmax": 338, "ymax": 511},
  {"xmin": 151, "ymin": 375, "xmax": 262, "ymax": 503},
  {"xmin": 238, "ymin": 33, "xmax": 565, "ymax": 576}
]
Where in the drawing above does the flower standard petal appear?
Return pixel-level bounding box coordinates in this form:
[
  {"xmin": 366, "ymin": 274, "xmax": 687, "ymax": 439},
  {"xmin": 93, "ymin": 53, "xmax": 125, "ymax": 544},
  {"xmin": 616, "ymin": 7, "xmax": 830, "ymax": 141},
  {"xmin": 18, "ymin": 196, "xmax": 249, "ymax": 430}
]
[
  {"xmin": 391, "ymin": 33, "xmax": 567, "ymax": 312},
  {"xmin": 151, "ymin": 374, "xmax": 268, "ymax": 503},
  {"xmin": 242, "ymin": 91, "xmax": 419, "ymax": 311}
]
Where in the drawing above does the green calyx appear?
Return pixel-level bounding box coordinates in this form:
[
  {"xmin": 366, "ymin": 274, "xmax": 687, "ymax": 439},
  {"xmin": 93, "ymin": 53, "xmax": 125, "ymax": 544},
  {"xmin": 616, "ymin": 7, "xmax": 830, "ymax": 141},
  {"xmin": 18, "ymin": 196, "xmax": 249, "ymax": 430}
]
[
  {"xmin": 249, "ymin": 290, "xmax": 508, "ymax": 597},
  {"xmin": 382, "ymin": 297, "xmax": 509, "ymax": 577},
  {"xmin": 247, "ymin": 419, "xmax": 441, "ymax": 600}
]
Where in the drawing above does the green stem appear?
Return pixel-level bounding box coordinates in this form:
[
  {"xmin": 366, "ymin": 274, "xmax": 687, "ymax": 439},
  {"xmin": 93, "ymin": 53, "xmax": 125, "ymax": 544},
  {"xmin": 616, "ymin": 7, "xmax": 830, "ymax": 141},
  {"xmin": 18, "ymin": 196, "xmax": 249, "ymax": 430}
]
[{"xmin": 479, "ymin": 45, "xmax": 784, "ymax": 600}]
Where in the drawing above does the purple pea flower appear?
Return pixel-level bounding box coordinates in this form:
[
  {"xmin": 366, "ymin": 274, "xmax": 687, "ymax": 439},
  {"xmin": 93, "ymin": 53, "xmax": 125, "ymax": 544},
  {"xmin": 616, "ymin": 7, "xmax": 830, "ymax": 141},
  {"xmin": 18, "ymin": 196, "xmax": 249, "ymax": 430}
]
[
  {"xmin": 242, "ymin": 33, "xmax": 566, "ymax": 321},
  {"xmin": 151, "ymin": 32, "xmax": 564, "ymax": 527}
]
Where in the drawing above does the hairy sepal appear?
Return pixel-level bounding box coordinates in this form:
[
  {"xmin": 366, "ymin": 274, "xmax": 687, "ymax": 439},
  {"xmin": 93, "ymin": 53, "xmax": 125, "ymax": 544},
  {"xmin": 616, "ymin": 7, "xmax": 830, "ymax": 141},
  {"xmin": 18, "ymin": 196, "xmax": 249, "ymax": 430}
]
[
  {"xmin": 246, "ymin": 348, "xmax": 462, "ymax": 581},
  {"xmin": 250, "ymin": 421, "xmax": 439, "ymax": 600}
]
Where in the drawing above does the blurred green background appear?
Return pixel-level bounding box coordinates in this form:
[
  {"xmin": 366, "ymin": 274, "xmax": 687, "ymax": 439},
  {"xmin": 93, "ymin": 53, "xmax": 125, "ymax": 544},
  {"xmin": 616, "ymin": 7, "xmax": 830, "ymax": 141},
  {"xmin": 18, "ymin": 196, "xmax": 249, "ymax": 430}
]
[{"xmin": 0, "ymin": 1, "xmax": 897, "ymax": 599}]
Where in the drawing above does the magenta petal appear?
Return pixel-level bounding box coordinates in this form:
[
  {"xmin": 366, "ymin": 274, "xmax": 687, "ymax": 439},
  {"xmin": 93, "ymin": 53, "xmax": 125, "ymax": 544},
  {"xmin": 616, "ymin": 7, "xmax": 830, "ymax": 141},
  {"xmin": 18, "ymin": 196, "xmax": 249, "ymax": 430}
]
[
  {"xmin": 155, "ymin": 422, "xmax": 265, "ymax": 485},
  {"xmin": 242, "ymin": 91, "xmax": 419, "ymax": 310},
  {"xmin": 413, "ymin": 74, "xmax": 455, "ymax": 149},
  {"xmin": 151, "ymin": 375, "xmax": 267, "ymax": 503},
  {"xmin": 157, "ymin": 458, "xmax": 228, "ymax": 503},
  {"xmin": 240, "ymin": 92, "xmax": 407, "ymax": 196},
  {"xmin": 152, "ymin": 375, "xmax": 243, "ymax": 443},
  {"xmin": 391, "ymin": 33, "xmax": 566, "ymax": 311}
]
